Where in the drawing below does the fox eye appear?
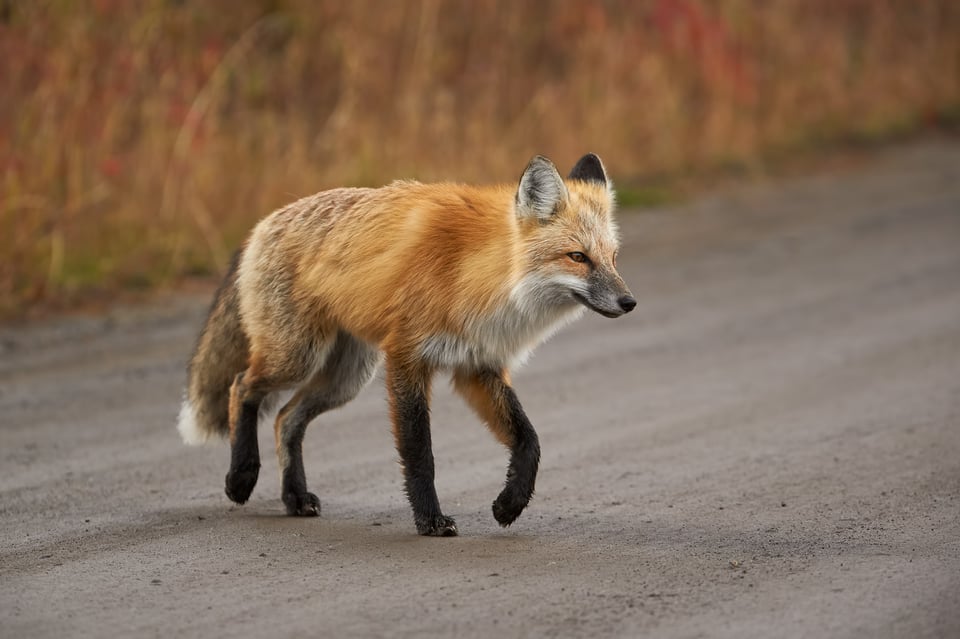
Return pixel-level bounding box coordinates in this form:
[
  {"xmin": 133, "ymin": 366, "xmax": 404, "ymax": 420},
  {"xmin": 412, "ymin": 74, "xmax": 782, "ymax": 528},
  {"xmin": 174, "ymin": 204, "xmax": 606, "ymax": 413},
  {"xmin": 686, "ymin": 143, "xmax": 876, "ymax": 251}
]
[{"xmin": 567, "ymin": 251, "xmax": 589, "ymax": 264}]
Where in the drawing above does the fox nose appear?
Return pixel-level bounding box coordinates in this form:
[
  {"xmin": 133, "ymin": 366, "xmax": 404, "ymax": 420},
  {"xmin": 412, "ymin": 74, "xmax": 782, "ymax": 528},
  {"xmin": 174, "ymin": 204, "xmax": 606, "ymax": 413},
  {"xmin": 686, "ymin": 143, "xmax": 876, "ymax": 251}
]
[{"xmin": 618, "ymin": 295, "xmax": 637, "ymax": 313}]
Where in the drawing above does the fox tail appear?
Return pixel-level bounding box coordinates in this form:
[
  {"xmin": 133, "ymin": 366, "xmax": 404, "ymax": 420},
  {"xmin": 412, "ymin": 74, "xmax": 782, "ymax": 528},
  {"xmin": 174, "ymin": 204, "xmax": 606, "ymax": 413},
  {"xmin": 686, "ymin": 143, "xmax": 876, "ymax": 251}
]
[{"xmin": 177, "ymin": 250, "xmax": 249, "ymax": 445}]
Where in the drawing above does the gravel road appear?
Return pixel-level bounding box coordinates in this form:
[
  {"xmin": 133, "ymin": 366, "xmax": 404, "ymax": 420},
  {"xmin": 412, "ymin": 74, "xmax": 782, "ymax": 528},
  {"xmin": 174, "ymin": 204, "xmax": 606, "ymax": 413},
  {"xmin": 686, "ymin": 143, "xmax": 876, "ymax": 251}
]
[{"xmin": 2, "ymin": 140, "xmax": 959, "ymax": 638}]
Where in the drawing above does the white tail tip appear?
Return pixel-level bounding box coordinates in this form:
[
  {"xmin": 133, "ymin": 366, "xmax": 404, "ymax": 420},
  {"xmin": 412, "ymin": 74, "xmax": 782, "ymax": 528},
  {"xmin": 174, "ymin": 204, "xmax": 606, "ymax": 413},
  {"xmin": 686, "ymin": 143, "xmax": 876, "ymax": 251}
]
[{"xmin": 177, "ymin": 397, "xmax": 209, "ymax": 445}]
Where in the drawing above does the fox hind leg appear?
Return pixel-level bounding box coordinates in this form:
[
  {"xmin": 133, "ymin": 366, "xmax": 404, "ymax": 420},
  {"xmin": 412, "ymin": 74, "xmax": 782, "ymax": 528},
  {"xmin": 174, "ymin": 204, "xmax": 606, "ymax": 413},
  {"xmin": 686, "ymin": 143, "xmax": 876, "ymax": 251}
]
[
  {"xmin": 274, "ymin": 332, "xmax": 381, "ymax": 516},
  {"xmin": 224, "ymin": 370, "xmax": 268, "ymax": 504},
  {"xmin": 225, "ymin": 338, "xmax": 331, "ymax": 505}
]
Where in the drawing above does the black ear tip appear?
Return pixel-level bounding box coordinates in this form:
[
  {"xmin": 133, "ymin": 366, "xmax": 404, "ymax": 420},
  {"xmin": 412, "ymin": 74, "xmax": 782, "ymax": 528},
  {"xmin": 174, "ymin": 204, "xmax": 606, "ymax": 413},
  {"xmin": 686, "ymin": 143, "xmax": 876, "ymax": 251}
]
[
  {"xmin": 578, "ymin": 153, "xmax": 602, "ymax": 169},
  {"xmin": 568, "ymin": 153, "xmax": 607, "ymax": 184}
]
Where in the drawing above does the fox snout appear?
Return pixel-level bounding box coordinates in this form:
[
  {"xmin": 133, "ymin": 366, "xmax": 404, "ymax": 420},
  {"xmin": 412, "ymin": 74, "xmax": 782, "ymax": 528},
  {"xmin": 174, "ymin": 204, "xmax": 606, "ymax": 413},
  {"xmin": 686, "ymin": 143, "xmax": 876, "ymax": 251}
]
[
  {"xmin": 581, "ymin": 293, "xmax": 636, "ymax": 318},
  {"xmin": 574, "ymin": 268, "xmax": 635, "ymax": 318}
]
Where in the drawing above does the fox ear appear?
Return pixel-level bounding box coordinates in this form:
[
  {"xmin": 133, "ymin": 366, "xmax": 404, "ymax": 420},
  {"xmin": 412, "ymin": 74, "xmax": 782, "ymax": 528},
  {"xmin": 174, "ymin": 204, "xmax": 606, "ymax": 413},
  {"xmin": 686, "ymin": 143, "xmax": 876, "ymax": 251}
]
[
  {"xmin": 568, "ymin": 153, "xmax": 609, "ymax": 187},
  {"xmin": 516, "ymin": 155, "xmax": 567, "ymax": 221}
]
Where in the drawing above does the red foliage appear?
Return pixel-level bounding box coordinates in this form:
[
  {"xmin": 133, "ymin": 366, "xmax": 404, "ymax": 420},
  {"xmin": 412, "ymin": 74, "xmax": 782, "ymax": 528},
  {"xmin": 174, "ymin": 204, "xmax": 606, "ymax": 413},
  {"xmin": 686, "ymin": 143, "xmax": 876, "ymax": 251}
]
[{"xmin": 654, "ymin": 0, "xmax": 756, "ymax": 104}]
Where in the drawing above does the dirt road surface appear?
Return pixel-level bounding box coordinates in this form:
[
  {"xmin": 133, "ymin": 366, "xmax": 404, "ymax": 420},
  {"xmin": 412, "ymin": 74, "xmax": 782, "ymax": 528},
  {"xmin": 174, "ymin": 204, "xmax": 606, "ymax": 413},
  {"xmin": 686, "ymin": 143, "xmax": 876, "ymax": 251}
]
[{"xmin": 2, "ymin": 141, "xmax": 959, "ymax": 638}]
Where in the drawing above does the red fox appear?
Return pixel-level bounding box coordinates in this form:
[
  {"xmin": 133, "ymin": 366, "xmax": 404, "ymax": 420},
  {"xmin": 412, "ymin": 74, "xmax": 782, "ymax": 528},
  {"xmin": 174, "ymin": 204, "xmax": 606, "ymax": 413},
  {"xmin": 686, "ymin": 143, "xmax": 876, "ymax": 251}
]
[{"xmin": 178, "ymin": 153, "xmax": 634, "ymax": 536}]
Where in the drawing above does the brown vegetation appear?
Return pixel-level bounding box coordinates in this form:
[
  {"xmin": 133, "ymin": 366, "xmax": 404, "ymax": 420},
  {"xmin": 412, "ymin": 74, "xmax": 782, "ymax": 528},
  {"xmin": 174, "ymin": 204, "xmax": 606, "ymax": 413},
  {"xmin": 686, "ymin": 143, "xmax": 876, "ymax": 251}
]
[{"xmin": 2, "ymin": 0, "xmax": 958, "ymax": 316}]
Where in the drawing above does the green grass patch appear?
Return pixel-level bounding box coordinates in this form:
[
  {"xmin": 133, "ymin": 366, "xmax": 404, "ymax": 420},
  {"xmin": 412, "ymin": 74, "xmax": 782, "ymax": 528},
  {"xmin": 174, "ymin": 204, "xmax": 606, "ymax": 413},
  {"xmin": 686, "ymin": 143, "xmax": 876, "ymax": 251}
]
[{"xmin": 616, "ymin": 185, "xmax": 675, "ymax": 209}]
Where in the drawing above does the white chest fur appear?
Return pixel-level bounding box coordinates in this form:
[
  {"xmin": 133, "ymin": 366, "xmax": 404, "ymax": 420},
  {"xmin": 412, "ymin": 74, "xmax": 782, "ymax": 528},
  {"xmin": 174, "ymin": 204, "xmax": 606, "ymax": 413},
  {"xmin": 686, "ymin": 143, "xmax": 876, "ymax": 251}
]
[{"xmin": 419, "ymin": 273, "xmax": 585, "ymax": 370}]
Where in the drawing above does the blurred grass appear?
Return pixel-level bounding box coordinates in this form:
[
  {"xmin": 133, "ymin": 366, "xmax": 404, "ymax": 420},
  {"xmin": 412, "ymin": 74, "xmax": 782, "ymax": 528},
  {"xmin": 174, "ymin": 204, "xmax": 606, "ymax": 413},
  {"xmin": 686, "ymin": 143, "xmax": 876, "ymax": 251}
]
[{"xmin": 2, "ymin": 0, "xmax": 958, "ymax": 318}]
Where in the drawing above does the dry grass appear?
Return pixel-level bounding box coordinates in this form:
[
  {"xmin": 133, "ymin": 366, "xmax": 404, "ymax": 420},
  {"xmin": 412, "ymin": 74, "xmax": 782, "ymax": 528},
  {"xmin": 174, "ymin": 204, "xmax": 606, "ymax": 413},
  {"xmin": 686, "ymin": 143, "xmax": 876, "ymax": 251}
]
[{"xmin": 2, "ymin": 0, "xmax": 958, "ymax": 317}]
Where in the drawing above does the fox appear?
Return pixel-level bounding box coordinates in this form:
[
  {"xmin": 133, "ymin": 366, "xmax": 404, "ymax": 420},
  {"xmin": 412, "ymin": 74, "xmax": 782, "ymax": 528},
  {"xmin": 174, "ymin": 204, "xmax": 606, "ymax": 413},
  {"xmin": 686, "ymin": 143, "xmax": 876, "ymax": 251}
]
[{"xmin": 177, "ymin": 153, "xmax": 635, "ymax": 536}]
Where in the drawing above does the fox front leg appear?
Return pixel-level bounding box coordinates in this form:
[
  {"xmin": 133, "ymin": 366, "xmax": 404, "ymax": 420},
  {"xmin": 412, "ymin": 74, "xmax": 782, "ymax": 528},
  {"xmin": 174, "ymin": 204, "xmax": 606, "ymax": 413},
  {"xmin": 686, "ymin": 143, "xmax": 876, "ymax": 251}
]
[
  {"xmin": 453, "ymin": 369, "xmax": 541, "ymax": 526},
  {"xmin": 386, "ymin": 359, "xmax": 458, "ymax": 537}
]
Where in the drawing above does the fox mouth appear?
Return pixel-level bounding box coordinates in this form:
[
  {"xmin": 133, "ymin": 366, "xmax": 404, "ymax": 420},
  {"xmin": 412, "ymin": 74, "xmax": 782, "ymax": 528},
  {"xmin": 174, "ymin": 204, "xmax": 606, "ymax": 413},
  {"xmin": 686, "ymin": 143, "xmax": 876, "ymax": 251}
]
[{"xmin": 572, "ymin": 292, "xmax": 623, "ymax": 318}]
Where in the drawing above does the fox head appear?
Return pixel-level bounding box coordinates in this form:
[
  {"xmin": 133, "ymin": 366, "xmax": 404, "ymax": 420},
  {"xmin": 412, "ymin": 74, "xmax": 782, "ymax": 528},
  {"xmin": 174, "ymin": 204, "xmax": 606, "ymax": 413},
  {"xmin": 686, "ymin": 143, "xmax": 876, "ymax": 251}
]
[{"xmin": 514, "ymin": 153, "xmax": 636, "ymax": 318}]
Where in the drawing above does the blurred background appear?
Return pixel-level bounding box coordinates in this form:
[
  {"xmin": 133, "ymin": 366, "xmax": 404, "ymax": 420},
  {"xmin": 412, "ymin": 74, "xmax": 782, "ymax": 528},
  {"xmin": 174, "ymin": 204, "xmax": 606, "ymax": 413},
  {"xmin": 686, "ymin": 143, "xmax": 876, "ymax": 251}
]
[{"xmin": 2, "ymin": 0, "xmax": 958, "ymax": 317}]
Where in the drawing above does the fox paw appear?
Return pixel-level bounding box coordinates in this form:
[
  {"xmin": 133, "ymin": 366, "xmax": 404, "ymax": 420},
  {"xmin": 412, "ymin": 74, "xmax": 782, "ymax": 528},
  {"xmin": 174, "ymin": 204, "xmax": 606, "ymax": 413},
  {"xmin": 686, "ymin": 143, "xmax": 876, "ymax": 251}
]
[
  {"xmin": 492, "ymin": 490, "xmax": 529, "ymax": 527},
  {"xmin": 415, "ymin": 514, "xmax": 458, "ymax": 537},
  {"xmin": 224, "ymin": 463, "xmax": 260, "ymax": 504},
  {"xmin": 283, "ymin": 491, "xmax": 321, "ymax": 517}
]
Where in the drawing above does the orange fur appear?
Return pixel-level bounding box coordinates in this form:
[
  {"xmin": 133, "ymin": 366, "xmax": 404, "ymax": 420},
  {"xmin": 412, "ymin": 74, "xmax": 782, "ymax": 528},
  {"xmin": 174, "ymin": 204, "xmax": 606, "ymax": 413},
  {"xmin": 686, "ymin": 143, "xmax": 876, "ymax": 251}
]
[{"xmin": 240, "ymin": 178, "xmax": 620, "ymax": 368}]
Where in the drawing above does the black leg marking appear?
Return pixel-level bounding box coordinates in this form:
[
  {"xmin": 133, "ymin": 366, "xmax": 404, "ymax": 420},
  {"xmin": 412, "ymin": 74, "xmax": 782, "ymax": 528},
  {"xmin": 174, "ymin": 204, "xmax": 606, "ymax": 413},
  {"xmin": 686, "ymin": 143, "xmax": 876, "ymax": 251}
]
[
  {"xmin": 281, "ymin": 464, "xmax": 321, "ymax": 516},
  {"xmin": 225, "ymin": 389, "xmax": 261, "ymax": 504},
  {"xmin": 389, "ymin": 365, "xmax": 457, "ymax": 536},
  {"xmin": 490, "ymin": 382, "xmax": 540, "ymax": 527},
  {"xmin": 277, "ymin": 400, "xmax": 323, "ymax": 517}
]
